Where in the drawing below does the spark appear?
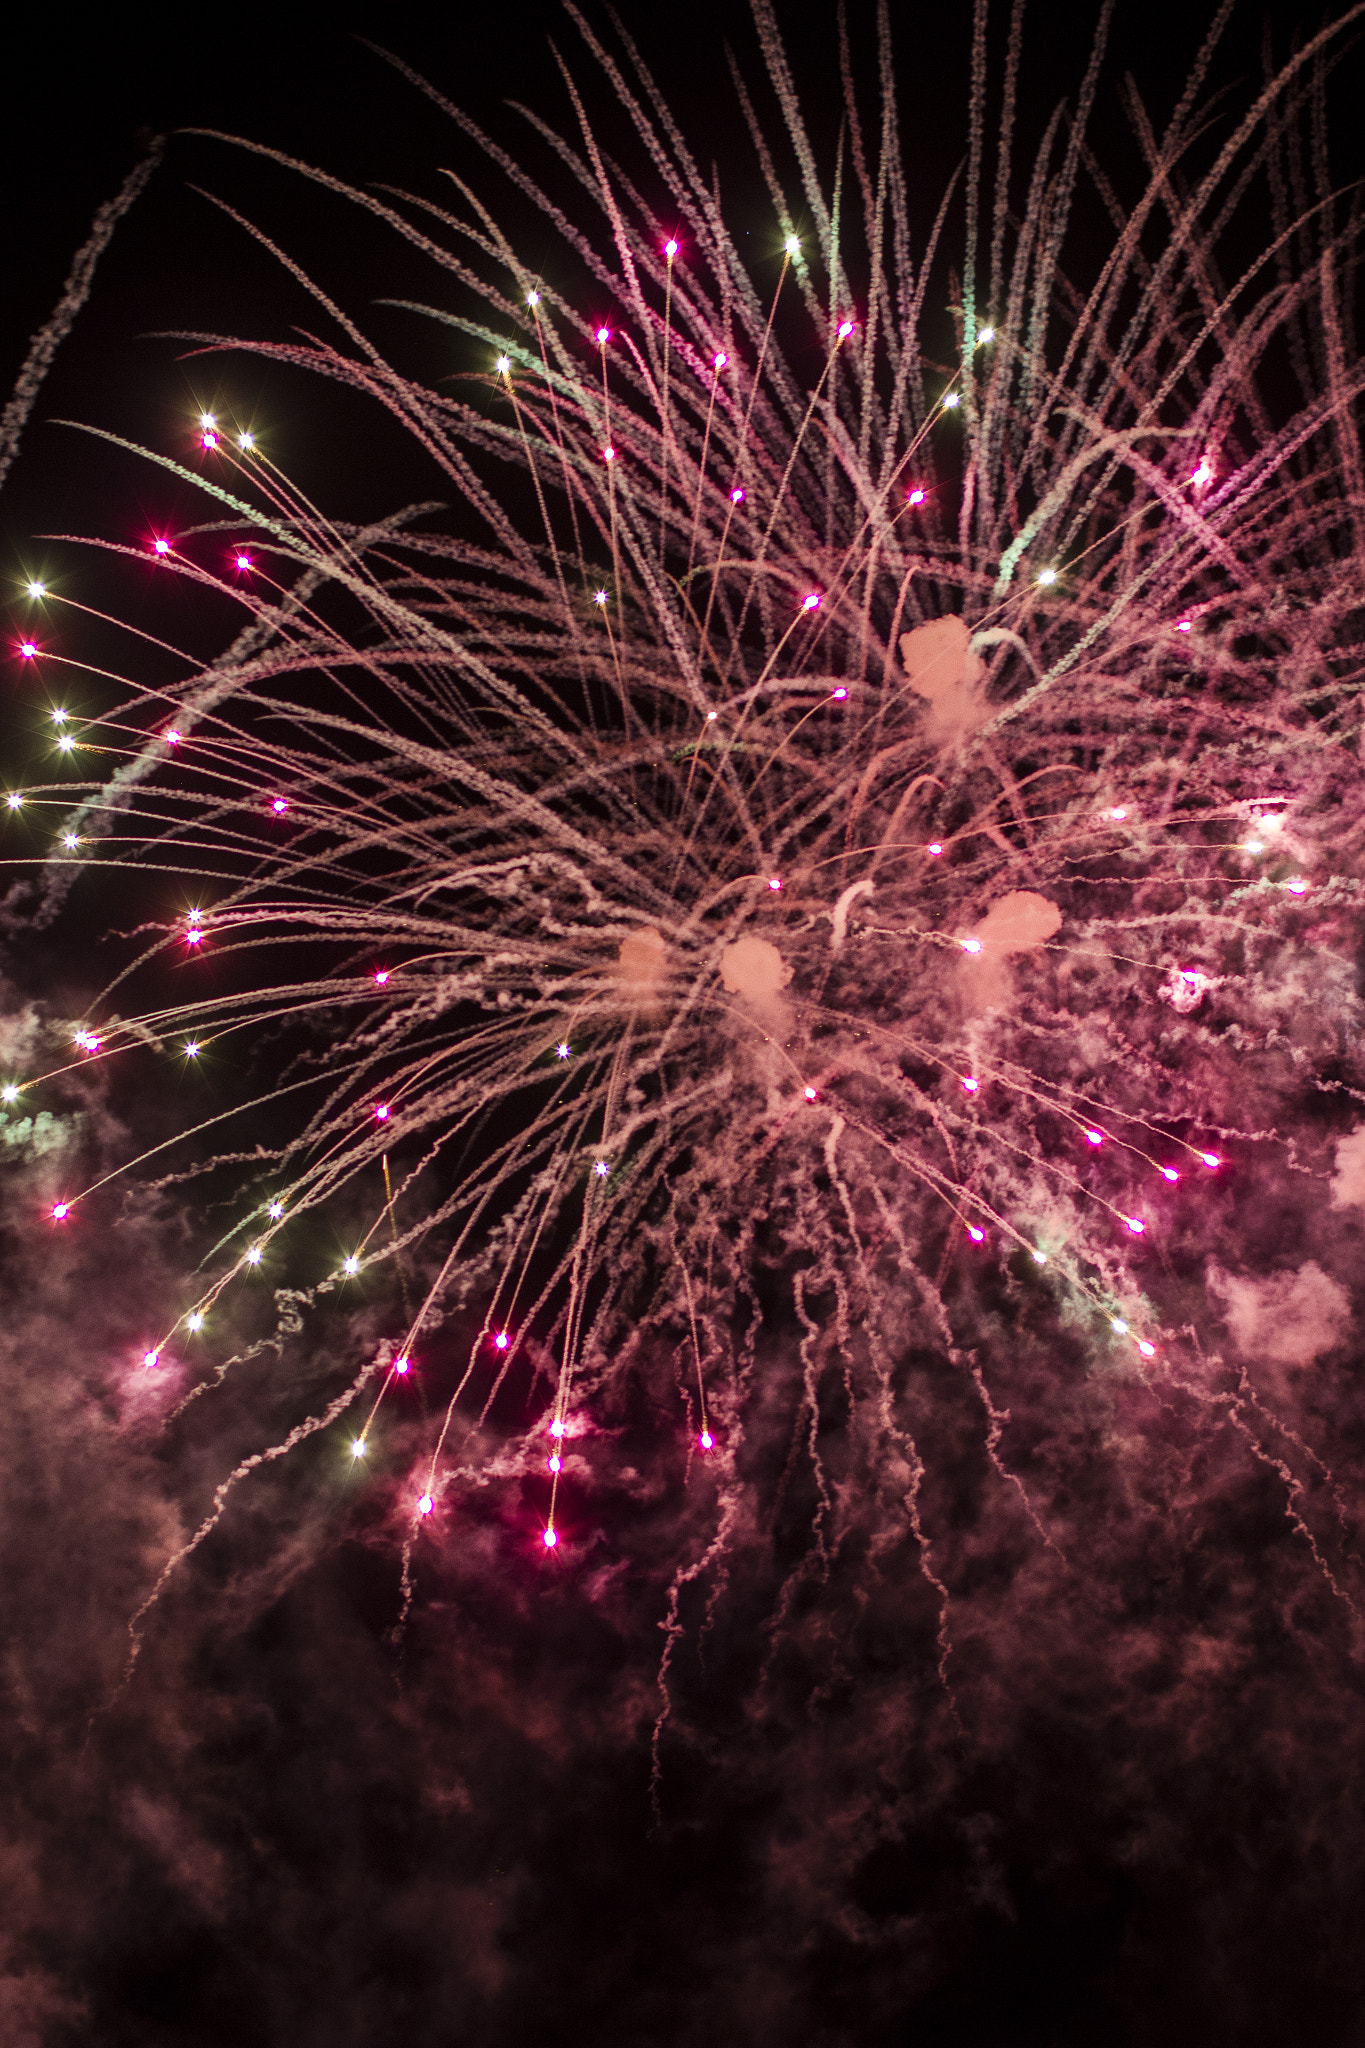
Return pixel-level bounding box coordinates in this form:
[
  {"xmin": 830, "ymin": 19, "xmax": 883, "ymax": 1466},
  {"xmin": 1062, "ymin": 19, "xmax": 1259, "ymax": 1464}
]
[
  {"xmin": 1084, "ymin": 1129, "xmax": 1103, "ymax": 1145},
  {"xmin": 978, "ymin": 326, "xmax": 995, "ymax": 343},
  {"xmin": 713, "ymin": 351, "xmax": 728, "ymax": 370},
  {"xmin": 664, "ymin": 238, "xmax": 678, "ymax": 258},
  {"xmin": 151, "ymin": 538, "xmax": 170, "ymax": 555},
  {"xmin": 271, "ymin": 796, "xmax": 289, "ymax": 815},
  {"xmin": 768, "ymin": 876, "xmax": 782, "ymax": 890},
  {"xmin": 927, "ymin": 841, "xmax": 943, "ymax": 855},
  {"xmin": 373, "ymin": 968, "xmax": 390, "ymax": 984},
  {"xmin": 245, "ymin": 1246, "xmax": 263, "ymax": 1266},
  {"xmin": 0, "ymin": 1085, "xmax": 17, "ymax": 1104},
  {"xmin": 1037, "ymin": 566, "xmax": 1058, "ymax": 585},
  {"xmin": 906, "ymin": 487, "xmax": 926, "ymax": 505},
  {"xmin": 183, "ymin": 1041, "xmax": 200, "ymax": 1058},
  {"xmin": 235, "ymin": 553, "xmax": 252, "ymax": 571},
  {"xmin": 351, "ymin": 1438, "xmax": 367, "ymax": 1458},
  {"xmin": 494, "ymin": 1331, "xmax": 510, "ymax": 1350},
  {"xmin": 495, "ymin": 354, "xmax": 511, "ymax": 374},
  {"xmin": 143, "ymin": 1350, "xmax": 160, "ymax": 1370},
  {"xmin": 961, "ymin": 938, "xmax": 983, "ymax": 954},
  {"xmin": 593, "ymin": 1160, "xmax": 609, "ymax": 1176},
  {"xmin": 374, "ymin": 1103, "xmax": 391, "ymax": 1121},
  {"xmin": 187, "ymin": 1312, "xmax": 205, "ymax": 1332},
  {"xmin": 941, "ymin": 392, "xmax": 961, "ymax": 408},
  {"xmin": 394, "ymin": 1356, "xmax": 410, "ymax": 1374},
  {"xmin": 803, "ymin": 1086, "xmax": 818, "ymax": 1101},
  {"xmin": 25, "ymin": 581, "xmax": 45, "ymax": 598},
  {"xmin": 50, "ymin": 1203, "xmax": 69, "ymax": 1222},
  {"xmin": 543, "ymin": 1527, "xmax": 558, "ymax": 1548},
  {"xmin": 51, "ymin": 708, "xmax": 66, "ymax": 723},
  {"xmin": 417, "ymin": 1494, "xmax": 434, "ymax": 1514},
  {"xmin": 18, "ymin": 641, "xmax": 37, "ymax": 659},
  {"xmin": 801, "ymin": 592, "xmax": 821, "ymax": 611},
  {"xmin": 730, "ymin": 486, "xmax": 745, "ymax": 503},
  {"xmin": 1111, "ymin": 1318, "xmax": 1129, "ymax": 1334},
  {"xmin": 556, "ymin": 1042, "xmax": 571, "ymax": 1058},
  {"xmin": 342, "ymin": 1255, "xmax": 360, "ymax": 1275},
  {"xmin": 61, "ymin": 833, "xmax": 78, "ymax": 850},
  {"xmin": 784, "ymin": 235, "xmax": 799, "ymax": 255},
  {"xmin": 962, "ymin": 1077, "xmax": 979, "ymax": 1093},
  {"xmin": 238, "ymin": 432, "xmax": 255, "ymax": 450},
  {"xmin": 699, "ymin": 1431, "xmax": 713, "ymax": 1450},
  {"xmin": 267, "ymin": 1201, "xmax": 284, "ymax": 1220}
]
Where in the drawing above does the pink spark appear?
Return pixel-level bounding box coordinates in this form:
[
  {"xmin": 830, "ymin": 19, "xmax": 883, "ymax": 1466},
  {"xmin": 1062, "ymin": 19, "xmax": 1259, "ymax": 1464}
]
[
  {"xmin": 803, "ymin": 1086, "xmax": 818, "ymax": 1102},
  {"xmin": 548, "ymin": 1454, "xmax": 562, "ymax": 1473},
  {"xmin": 961, "ymin": 938, "xmax": 983, "ymax": 955},
  {"xmin": 837, "ymin": 319, "xmax": 855, "ymax": 339},
  {"xmin": 1161, "ymin": 1167, "xmax": 1180, "ymax": 1183},
  {"xmin": 543, "ymin": 1527, "xmax": 558, "ymax": 1548},
  {"xmin": 417, "ymin": 1493, "xmax": 433, "ymax": 1515},
  {"xmin": 373, "ymin": 968, "xmax": 390, "ymax": 985},
  {"xmin": 1200, "ymin": 1152, "xmax": 1221, "ymax": 1169},
  {"xmin": 1109, "ymin": 807, "xmax": 1128, "ymax": 821},
  {"xmin": 143, "ymin": 1350, "xmax": 159, "ymax": 1370},
  {"xmin": 906, "ymin": 488, "xmax": 926, "ymax": 506},
  {"xmin": 235, "ymin": 553, "xmax": 252, "ymax": 572},
  {"xmin": 699, "ymin": 1430, "xmax": 713, "ymax": 1450},
  {"xmin": 730, "ymin": 486, "xmax": 746, "ymax": 504},
  {"xmin": 18, "ymin": 641, "xmax": 37, "ymax": 659},
  {"xmin": 602, "ymin": 446, "xmax": 617, "ymax": 462},
  {"xmin": 51, "ymin": 1202, "xmax": 69, "ymax": 1221},
  {"xmin": 1126, "ymin": 1216, "xmax": 1146, "ymax": 1234},
  {"xmin": 768, "ymin": 876, "xmax": 782, "ymax": 891},
  {"xmin": 152, "ymin": 538, "xmax": 171, "ymax": 555},
  {"xmin": 1175, "ymin": 619, "xmax": 1192, "ymax": 632},
  {"xmin": 1137, "ymin": 1340, "xmax": 1156, "ymax": 1358},
  {"xmin": 374, "ymin": 1103, "xmax": 391, "ymax": 1121},
  {"xmin": 1182, "ymin": 969, "xmax": 1201, "ymax": 984},
  {"xmin": 549, "ymin": 1418, "xmax": 564, "ymax": 1437},
  {"xmin": 713, "ymin": 352, "xmax": 728, "ymax": 370},
  {"xmin": 967, "ymin": 1225, "xmax": 985, "ymax": 1243},
  {"xmin": 201, "ymin": 431, "xmax": 218, "ymax": 450},
  {"xmin": 596, "ymin": 326, "xmax": 611, "ymax": 345},
  {"xmin": 394, "ymin": 1355, "xmax": 410, "ymax": 1374},
  {"xmin": 664, "ymin": 238, "xmax": 679, "ymax": 258},
  {"xmin": 494, "ymin": 1331, "xmax": 510, "ymax": 1351},
  {"xmin": 1084, "ymin": 1129, "xmax": 1103, "ymax": 1145},
  {"xmin": 962, "ymin": 1076, "xmax": 979, "ymax": 1093},
  {"xmin": 1287, "ymin": 880, "xmax": 1307, "ymax": 895},
  {"xmin": 1190, "ymin": 460, "xmax": 1213, "ymax": 486},
  {"xmin": 271, "ymin": 796, "xmax": 288, "ymax": 815},
  {"xmin": 831, "ymin": 686, "xmax": 848, "ymax": 700},
  {"xmin": 184, "ymin": 928, "xmax": 203, "ymax": 947},
  {"xmin": 801, "ymin": 592, "xmax": 821, "ymax": 611},
  {"xmin": 927, "ymin": 842, "xmax": 943, "ymax": 856},
  {"xmin": 165, "ymin": 729, "xmax": 181, "ymax": 746}
]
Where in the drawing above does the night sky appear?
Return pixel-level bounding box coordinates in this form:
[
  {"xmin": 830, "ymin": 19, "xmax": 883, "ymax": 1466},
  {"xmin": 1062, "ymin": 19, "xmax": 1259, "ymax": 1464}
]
[{"xmin": 3, "ymin": 5, "xmax": 1365, "ymax": 2044}]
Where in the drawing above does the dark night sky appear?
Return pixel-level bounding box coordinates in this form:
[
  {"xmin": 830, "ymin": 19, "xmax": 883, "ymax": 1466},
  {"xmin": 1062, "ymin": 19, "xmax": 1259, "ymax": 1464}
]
[{"xmin": 2, "ymin": 5, "xmax": 1365, "ymax": 2045}]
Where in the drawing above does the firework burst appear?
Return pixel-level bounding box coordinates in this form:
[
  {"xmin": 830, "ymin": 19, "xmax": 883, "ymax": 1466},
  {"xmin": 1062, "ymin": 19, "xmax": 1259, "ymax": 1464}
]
[{"xmin": 11, "ymin": 1, "xmax": 1365, "ymax": 1709}]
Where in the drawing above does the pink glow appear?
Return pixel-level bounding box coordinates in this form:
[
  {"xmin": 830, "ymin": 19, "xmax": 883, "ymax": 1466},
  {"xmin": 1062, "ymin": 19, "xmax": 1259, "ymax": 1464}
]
[
  {"xmin": 374, "ymin": 1103, "xmax": 391, "ymax": 1121},
  {"xmin": 271, "ymin": 797, "xmax": 288, "ymax": 815},
  {"xmin": 1126, "ymin": 1217, "xmax": 1146, "ymax": 1234},
  {"xmin": 664, "ymin": 239, "xmax": 679, "ymax": 258},
  {"xmin": 962, "ymin": 1077, "xmax": 979, "ymax": 1093},
  {"xmin": 1287, "ymin": 880, "xmax": 1308, "ymax": 894},
  {"xmin": 51, "ymin": 1202, "xmax": 69, "ymax": 1221},
  {"xmin": 1161, "ymin": 1167, "xmax": 1180, "ymax": 1182},
  {"xmin": 967, "ymin": 1225, "xmax": 985, "ymax": 1243},
  {"xmin": 596, "ymin": 326, "xmax": 611, "ymax": 345},
  {"xmin": 801, "ymin": 592, "xmax": 821, "ymax": 611},
  {"xmin": 165, "ymin": 729, "xmax": 181, "ymax": 746},
  {"xmin": 961, "ymin": 938, "xmax": 983, "ymax": 955},
  {"xmin": 548, "ymin": 1454, "xmax": 562, "ymax": 1473},
  {"xmin": 549, "ymin": 1418, "xmax": 564, "ymax": 1437},
  {"xmin": 184, "ymin": 929, "xmax": 203, "ymax": 947},
  {"xmin": 602, "ymin": 446, "xmax": 616, "ymax": 462},
  {"xmin": 394, "ymin": 1355, "xmax": 410, "ymax": 1374},
  {"xmin": 1190, "ymin": 460, "xmax": 1213, "ymax": 486},
  {"xmin": 235, "ymin": 553, "xmax": 252, "ymax": 571},
  {"xmin": 18, "ymin": 641, "xmax": 37, "ymax": 659},
  {"xmin": 143, "ymin": 1350, "xmax": 159, "ymax": 1370},
  {"xmin": 1109, "ymin": 807, "xmax": 1128, "ymax": 820},
  {"xmin": 373, "ymin": 968, "xmax": 390, "ymax": 985},
  {"xmin": 803, "ymin": 1086, "xmax": 818, "ymax": 1102},
  {"xmin": 927, "ymin": 842, "xmax": 943, "ymax": 856},
  {"xmin": 152, "ymin": 538, "xmax": 171, "ymax": 555},
  {"xmin": 699, "ymin": 1430, "xmax": 713, "ymax": 1450},
  {"xmin": 1084, "ymin": 1129, "xmax": 1103, "ymax": 1146},
  {"xmin": 768, "ymin": 876, "xmax": 782, "ymax": 891},
  {"xmin": 906, "ymin": 488, "xmax": 926, "ymax": 505},
  {"xmin": 1200, "ymin": 1152, "xmax": 1221, "ymax": 1169},
  {"xmin": 837, "ymin": 319, "xmax": 855, "ymax": 338},
  {"xmin": 831, "ymin": 686, "xmax": 848, "ymax": 700},
  {"xmin": 1176, "ymin": 619, "xmax": 1192, "ymax": 632},
  {"xmin": 201, "ymin": 431, "xmax": 218, "ymax": 450},
  {"xmin": 543, "ymin": 1527, "xmax": 558, "ymax": 1548},
  {"xmin": 1138, "ymin": 1340, "xmax": 1156, "ymax": 1358},
  {"xmin": 418, "ymin": 1494, "xmax": 433, "ymax": 1515},
  {"xmin": 730, "ymin": 487, "xmax": 745, "ymax": 503},
  {"xmin": 713, "ymin": 352, "xmax": 728, "ymax": 370},
  {"xmin": 494, "ymin": 1330, "xmax": 510, "ymax": 1350}
]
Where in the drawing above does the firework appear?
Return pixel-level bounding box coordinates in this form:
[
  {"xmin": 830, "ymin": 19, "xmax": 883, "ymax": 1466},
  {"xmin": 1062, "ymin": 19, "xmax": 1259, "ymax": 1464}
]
[{"xmin": 10, "ymin": 2, "xmax": 1365, "ymax": 1696}]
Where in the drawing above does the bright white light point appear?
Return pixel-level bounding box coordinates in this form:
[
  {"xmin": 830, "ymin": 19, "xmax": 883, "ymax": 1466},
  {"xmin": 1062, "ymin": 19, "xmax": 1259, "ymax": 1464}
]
[
  {"xmin": 374, "ymin": 968, "xmax": 389, "ymax": 985},
  {"xmin": 713, "ymin": 352, "xmax": 728, "ymax": 370},
  {"xmin": 927, "ymin": 841, "xmax": 943, "ymax": 856},
  {"xmin": 57, "ymin": 736, "xmax": 73, "ymax": 752},
  {"xmin": 1037, "ymin": 567, "xmax": 1058, "ymax": 586},
  {"xmin": 1286, "ymin": 879, "xmax": 1308, "ymax": 894},
  {"xmin": 803, "ymin": 1086, "xmax": 818, "ymax": 1102},
  {"xmin": 556, "ymin": 1043, "xmax": 571, "ymax": 1059},
  {"xmin": 153, "ymin": 538, "xmax": 170, "ymax": 555},
  {"xmin": 235, "ymin": 554, "xmax": 252, "ymax": 571},
  {"xmin": 961, "ymin": 938, "xmax": 983, "ymax": 954},
  {"xmin": 526, "ymin": 291, "xmax": 540, "ymax": 307},
  {"xmin": 1109, "ymin": 807, "xmax": 1127, "ymax": 821},
  {"xmin": 1084, "ymin": 1129, "xmax": 1103, "ymax": 1145},
  {"xmin": 967, "ymin": 1226, "xmax": 985, "ymax": 1243},
  {"xmin": 602, "ymin": 446, "xmax": 616, "ymax": 462},
  {"xmin": 1176, "ymin": 619, "xmax": 1192, "ymax": 632},
  {"xmin": 665, "ymin": 239, "xmax": 678, "ymax": 258},
  {"xmin": 1190, "ymin": 461, "xmax": 1213, "ymax": 486},
  {"xmin": 268, "ymin": 1201, "xmax": 284, "ymax": 1219},
  {"xmin": 594, "ymin": 1160, "xmax": 609, "ymax": 1177},
  {"xmin": 593, "ymin": 590, "xmax": 608, "ymax": 606},
  {"xmin": 418, "ymin": 1494, "xmax": 433, "ymax": 1514},
  {"xmin": 784, "ymin": 236, "xmax": 799, "ymax": 255},
  {"xmin": 1200, "ymin": 1152, "xmax": 1220, "ymax": 1169},
  {"xmin": 185, "ymin": 929, "xmax": 203, "ymax": 947},
  {"xmin": 187, "ymin": 1312, "xmax": 204, "ymax": 1332},
  {"xmin": 978, "ymin": 326, "xmax": 995, "ymax": 344},
  {"xmin": 496, "ymin": 355, "xmax": 511, "ymax": 374},
  {"xmin": 199, "ymin": 413, "xmax": 216, "ymax": 430},
  {"xmin": 51, "ymin": 1203, "xmax": 69, "ymax": 1221},
  {"xmin": 831, "ymin": 686, "xmax": 847, "ymax": 700},
  {"xmin": 768, "ymin": 876, "xmax": 782, "ymax": 891},
  {"xmin": 394, "ymin": 1356, "xmax": 410, "ymax": 1375},
  {"xmin": 596, "ymin": 327, "xmax": 611, "ymax": 344},
  {"xmin": 543, "ymin": 1528, "xmax": 558, "ymax": 1548},
  {"xmin": 1245, "ymin": 840, "xmax": 1263, "ymax": 855},
  {"xmin": 7, "ymin": 794, "xmax": 22, "ymax": 810},
  {"xmin": 907, "ymin": 488, "xmax": 926, "ymax": 505},
  {"xmin": 494, "ymin": 1331, "xmax": 510, "ymax": 1350},
  {"xmin": 343, "ymin": 1256, "xmax": 360, "ymax": 1275},
  {"xmin": 548, "ymin": 1454, "xmax": 561, "ymax": 1473},
  {"xmin": 18, "ymin": 642, "xmax": 37, "ymax": 659},
  {"xmin": 201, "ymin": 432, "xmax": 218, "ymax": 450},
  {"xmin": 166, "ymin": 730, "xmax": 181, "ymax": 746},
  {"xmin": 1138, "ymin": 1340, "xmax": 1156, "ymax": 1358},
  {"xmin": 26, "ymin": 582, "xmax": 45, "ymax": 599},
  {"xmin": 962, "ymin": 1077, "xmax": 979, "ymax": 1093},
  {"xmin": 62, "ymin": 833, "xmax": 78, "ymax": 850},
  {"xmin": 246, "ymin": 1246, "xmax": 262, "ymax": 1265},
  {"xmin": 699, "ymin": 1430, "xmax": 713, "ymax": 1450},
  {"xmin": 730, "ymin": 487, "xmax": 745, "ymax": 504},
  {"xmin": 51, "ymin": 709, "xmax": 66, "ymax": 723},
  {"xmin": 1032, "ymin": 1249, "xmax": 1048, "ymax": 1264},
  {"xmin": 1162, "ymin": 1167, "xmax": 1180, "ymax": 1183},
  {"xmin": 1111, "ymin": 1318, "xmax": 1129, "ymax": 1335},
  {"xmin": 802, "ymin": 592, "xmax": 821, "ymax": 611},
  {"xmin": 1126, "ymin": 1217, "xmax": 1146, "ymax": 1234},
  {"xmin": 942, "ymin": 392, "xmax": 961, "ymax": 408},
  {"xmin": 143, "ymin": 1350, "xmax": 159, "ymax": 1370},
  {"xmin": 707, "ymin": 710, "xmax": 718, "ymax": 720},
  {"xmin": 837, "ymin": 320, "xmax": 854, "ymax": 339},
  {"xmin": 271, "ymin": 797, "xmax": 288, "ymax": 815},
  {"xmin": 374, "ymin": 1103, "xmax": 391, "ymax": 1121},
  {"xmin": 0, "ymin": 1085, "xmax": 16, "ymax": 1103},
  {"xmin": 351, "ymin": 1439, "xmax": 366, "ymax": 1458},
  {"xmin": 183, "ymin": 1041, "xmax": 199, "ymax": 1058},
  {"xmin": 549, "ymin": 1419, "xmax": 564, "ymax": 1437}
]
